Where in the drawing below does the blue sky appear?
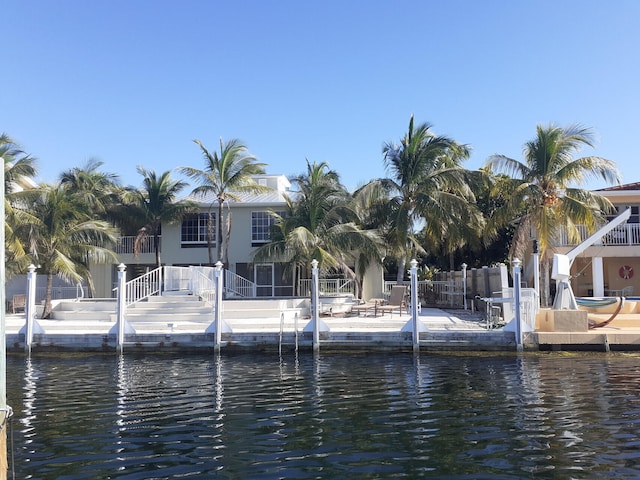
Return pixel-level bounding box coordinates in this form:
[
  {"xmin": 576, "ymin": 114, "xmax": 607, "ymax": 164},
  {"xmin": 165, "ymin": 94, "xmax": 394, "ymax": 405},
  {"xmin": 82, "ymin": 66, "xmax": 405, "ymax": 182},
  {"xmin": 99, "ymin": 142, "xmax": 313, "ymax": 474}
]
[{"xmin": 3, "ymin": 0, "xmax": 639, "ymax": 192}]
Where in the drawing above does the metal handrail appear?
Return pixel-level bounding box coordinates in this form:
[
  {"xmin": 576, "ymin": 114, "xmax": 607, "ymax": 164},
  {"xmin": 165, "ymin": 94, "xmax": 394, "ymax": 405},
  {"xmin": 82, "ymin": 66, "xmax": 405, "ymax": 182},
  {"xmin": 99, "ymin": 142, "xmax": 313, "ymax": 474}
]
[
  {"xmin": 225, "ymin": 270, "xmax": 256, "ymax": 297},
  {"xmin": 124, "ymin": 267, "xmax": 162, "ymax": 306},
  {"xmin": 192, "ymin": 268, "xmax": 216, "ymax": 308}
]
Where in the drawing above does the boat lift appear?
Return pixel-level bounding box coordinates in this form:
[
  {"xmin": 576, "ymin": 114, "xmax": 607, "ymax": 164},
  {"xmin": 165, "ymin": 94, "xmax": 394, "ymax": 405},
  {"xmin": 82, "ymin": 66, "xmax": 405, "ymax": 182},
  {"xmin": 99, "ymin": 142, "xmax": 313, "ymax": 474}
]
[{"xmin": 552, "ymin": 208, "xmax": 631, "ymax": 310}]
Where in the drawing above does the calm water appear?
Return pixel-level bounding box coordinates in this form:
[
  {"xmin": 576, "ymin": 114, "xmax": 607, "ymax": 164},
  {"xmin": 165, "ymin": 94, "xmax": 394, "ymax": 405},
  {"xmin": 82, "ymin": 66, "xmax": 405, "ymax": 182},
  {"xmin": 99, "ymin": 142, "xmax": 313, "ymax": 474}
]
[{"xmin": 6, "ymin": 351, "xmax": 640, "ymax": 479}]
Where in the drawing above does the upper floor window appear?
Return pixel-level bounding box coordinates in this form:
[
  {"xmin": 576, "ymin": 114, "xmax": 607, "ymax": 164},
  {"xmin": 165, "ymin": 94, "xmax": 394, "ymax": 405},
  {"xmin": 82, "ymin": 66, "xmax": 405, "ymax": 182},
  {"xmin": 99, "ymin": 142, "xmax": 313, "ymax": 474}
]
[
  {"xmin": 611, "ymin": 205, "xmax": 640, "ymax": 223},
  {"xmin": 252, "ymin": 211, "xmax": 284, "ymax": 244},
  {"xmin": 181, "ymin": 213, "xmax": 216, "ymax": 247}
]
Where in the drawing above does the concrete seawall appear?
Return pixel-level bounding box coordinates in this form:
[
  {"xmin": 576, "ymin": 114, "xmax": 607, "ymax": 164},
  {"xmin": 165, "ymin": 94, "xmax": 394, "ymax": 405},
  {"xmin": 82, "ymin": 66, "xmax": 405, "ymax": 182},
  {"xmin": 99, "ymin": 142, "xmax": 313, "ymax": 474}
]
[{"xmin": 7, "ymin": 307, "xmax": 640, "ymax": 353}]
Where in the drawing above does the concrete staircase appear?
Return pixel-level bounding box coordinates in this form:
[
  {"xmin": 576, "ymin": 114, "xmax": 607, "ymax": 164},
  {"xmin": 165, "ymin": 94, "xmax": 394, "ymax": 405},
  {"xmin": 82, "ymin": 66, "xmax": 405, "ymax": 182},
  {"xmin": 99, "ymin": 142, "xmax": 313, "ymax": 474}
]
[{"xmin": 47, "ymin": 295, "xmax": 310, "ymax": 333}]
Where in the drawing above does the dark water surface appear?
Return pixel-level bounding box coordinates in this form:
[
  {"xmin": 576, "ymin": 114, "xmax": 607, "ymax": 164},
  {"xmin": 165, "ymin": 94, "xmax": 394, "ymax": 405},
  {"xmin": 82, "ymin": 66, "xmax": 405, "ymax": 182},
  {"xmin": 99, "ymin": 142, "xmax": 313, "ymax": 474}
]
[{"xmin": 6, "ymin": 351, "xmax": 640, "ymax": 479}]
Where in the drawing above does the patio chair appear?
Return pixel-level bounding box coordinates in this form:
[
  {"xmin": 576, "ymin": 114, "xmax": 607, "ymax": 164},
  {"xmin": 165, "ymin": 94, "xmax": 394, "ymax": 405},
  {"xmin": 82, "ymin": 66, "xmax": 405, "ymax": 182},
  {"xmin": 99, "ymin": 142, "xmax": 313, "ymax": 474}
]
[
  {"xmin": 377, "ymin": 285, "xmax": 409, "ymax": 317},
  {"xmin": 11, "ymin": 294, "xmax": 26, "ymax": 314},
  {"xmin": 351, "ymin": 298, "xmax": 385, "ymax": 317}
]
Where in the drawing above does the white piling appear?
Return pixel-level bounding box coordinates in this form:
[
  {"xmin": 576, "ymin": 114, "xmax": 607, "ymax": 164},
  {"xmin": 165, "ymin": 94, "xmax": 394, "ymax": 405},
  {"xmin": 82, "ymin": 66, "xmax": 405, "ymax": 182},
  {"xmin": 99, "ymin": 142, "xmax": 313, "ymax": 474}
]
[
  {"xmin": 410, "ymin": 259, "xmax": 420, "ymax": 352},
  {"xmin": 24, "ymin": 264, "xmax": 38, "ymax": 353},
  {"xmin": 116, "ymin": 263, "xmax": 127, "ymax": 354},
  {"xmin": 311, "ymin": 259, "xmax": 320, "ymax": 352},
  {"xmin": 214, "ymin": 261, "xmax": 223, "ymax": 351},
  {"xmin": 512, "ymin": 258, "xmax": 523, "ymax": 351}
]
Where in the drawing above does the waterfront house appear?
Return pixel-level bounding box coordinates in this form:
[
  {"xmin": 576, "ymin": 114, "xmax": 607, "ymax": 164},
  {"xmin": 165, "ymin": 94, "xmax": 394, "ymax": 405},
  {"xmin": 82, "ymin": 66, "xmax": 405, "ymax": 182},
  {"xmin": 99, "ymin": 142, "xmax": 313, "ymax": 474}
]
[
  {"xmin": 88, "ymin": 173, "xmax": 384, "ymax": 301},
  {"xmin": 553, "ymin": 182, "xmax": 640, "ymax": 298}
]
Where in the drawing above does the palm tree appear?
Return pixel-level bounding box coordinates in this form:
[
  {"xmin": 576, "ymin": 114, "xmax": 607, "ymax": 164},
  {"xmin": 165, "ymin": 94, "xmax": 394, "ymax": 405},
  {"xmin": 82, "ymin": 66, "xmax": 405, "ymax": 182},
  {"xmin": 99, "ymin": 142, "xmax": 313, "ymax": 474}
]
[
  {"xmin": 181, "ymin": 137, "xmax": 268, "ymax": 266},
  {"xmin": 125, "ymin": 167, "xmax": 194, "ymax": 268},
  {"xmin": 12, "ymin": 183, "xmax": 119, "ymax": 318},
  {"xmin": 252, "ymin": 160, "xmax": 383, "ymax": 297},
  {"xmin": 60, "ymin": 159, "xmax": 122, "ymax": 219},
  {"xmin": 485, "ymin": 123, "xmax": 621, "ymax": 305},
  {"xmin": 374, "ymin": 115, "xmax": 482, "ymax": 282},
  {"xmin": 1, "ymin": 134, "xmax": 38, "ymax": 279},
  {"xmin": 1, "ymin": 133, "xmax": 37, "ymax": 192}
]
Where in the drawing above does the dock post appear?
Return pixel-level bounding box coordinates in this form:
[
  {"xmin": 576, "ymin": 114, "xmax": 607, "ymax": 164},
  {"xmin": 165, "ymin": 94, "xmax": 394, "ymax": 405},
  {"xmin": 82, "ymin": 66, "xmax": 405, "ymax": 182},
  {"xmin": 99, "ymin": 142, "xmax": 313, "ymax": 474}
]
[
  {"xmin": 116, "ymin": 264, "xmax": 127, "ymax": 354},
  {"xmin": 512, "ymin": 258, "xmax": 523, "ymax": 351},
  {"xmin": 461, "ymin": 263, "xmax": 468, "ymax": 310},
  {"xmin": 410, "ymin": 259, "xmax": 420, "ymax": 352},
  {"xmin": 24, "ymin": 264, "xmax": 39, "ymax": 353},
  {"xmin": 311, "ymin": 259, "xmax": 320, "ymax": 352},
  {"xmin": 213, "ymin": 261, "xmax": 223, "ymax": 351}
]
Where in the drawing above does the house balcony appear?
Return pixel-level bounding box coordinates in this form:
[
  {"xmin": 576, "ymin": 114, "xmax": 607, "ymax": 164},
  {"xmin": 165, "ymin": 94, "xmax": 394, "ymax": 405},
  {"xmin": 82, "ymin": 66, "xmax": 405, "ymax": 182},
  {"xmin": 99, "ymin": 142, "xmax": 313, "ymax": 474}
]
[
  {"xmin": 556, "ymin": 224, "xmax": 640, "ymax": 248},
  {"xmin": 114, "ymin": 236, "xmax": 159, "ymax": 255}
]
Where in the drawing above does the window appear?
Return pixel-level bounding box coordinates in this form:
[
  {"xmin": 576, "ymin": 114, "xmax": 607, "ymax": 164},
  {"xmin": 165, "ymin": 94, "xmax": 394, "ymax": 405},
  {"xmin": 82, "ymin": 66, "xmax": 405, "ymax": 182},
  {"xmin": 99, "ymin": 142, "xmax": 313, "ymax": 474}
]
[
  {"xmin": 252, "ymin": 211, "xmax": 284, "ymax": 244},
  {"xmin": 181, "ymin": 213, "xmax": 215, "ymax": 247}
]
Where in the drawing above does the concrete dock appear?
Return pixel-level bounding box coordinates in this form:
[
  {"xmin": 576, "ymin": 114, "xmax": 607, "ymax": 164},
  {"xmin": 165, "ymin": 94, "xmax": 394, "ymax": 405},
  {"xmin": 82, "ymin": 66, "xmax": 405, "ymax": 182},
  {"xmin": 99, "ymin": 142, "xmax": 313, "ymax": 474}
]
[{"xmin": 6, "ymin": 305, "xmax": 640, "ymax": 353}]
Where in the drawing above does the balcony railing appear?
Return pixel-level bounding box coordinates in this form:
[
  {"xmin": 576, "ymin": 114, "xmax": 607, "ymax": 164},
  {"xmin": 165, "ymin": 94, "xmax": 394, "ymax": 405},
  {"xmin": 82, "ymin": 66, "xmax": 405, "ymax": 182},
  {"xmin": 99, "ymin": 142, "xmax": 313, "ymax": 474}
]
[
  {"xmin": 114, "ymin": 235, "xmax": 159, "ymax": 254},
  {"xmin": 556, "ymin": 224, "xmax": 640, "ymax": 247}
]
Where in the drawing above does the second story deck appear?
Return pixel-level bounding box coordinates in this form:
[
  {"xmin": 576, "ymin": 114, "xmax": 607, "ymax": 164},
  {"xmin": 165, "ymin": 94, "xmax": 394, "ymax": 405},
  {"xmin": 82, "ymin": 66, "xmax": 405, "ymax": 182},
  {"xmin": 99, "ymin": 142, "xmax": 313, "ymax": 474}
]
[{"xmin": 556, "ymin": 223, "xmax": 640, "ymax": 248}]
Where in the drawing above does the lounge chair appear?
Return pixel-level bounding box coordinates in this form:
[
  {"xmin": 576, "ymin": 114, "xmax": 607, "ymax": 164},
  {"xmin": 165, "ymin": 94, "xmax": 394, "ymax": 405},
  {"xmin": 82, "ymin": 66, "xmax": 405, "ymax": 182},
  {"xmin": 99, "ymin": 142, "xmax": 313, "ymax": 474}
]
[
  {"xmin": 377, "ymin": 285, "xmax": 409, "ymax": 317},
  {"xmin": 352, "ymin": 298, "xmax": 385, "ymax": 317}
]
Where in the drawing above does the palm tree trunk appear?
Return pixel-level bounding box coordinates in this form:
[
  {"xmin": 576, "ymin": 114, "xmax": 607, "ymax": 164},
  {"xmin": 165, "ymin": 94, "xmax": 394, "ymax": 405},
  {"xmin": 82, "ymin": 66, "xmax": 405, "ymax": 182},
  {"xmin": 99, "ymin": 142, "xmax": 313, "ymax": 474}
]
[
  {"xmin": 540, "ymin": 256, "xmax": 552, "ymax": 307},
  {"xmin": 396, "ymin": 257, "xmax": 406, "ymax": 284},
  {"xmin": 42, "ymin": 272, "xmax": 54, "ymax": 319},
  {"xmin": 293, "ymin": 264, "xmax": 298, "ymax": 296},
  {"xmin": 223, "ymin": 210, "xmax": 231, "ymax": 268},
  {"xmin": 217, "ymin": 202, "xmax": 223, "ymax": 264},
  {"xmin": 154, "ymin": 233, "xmax": 161, "ymax": 268}
]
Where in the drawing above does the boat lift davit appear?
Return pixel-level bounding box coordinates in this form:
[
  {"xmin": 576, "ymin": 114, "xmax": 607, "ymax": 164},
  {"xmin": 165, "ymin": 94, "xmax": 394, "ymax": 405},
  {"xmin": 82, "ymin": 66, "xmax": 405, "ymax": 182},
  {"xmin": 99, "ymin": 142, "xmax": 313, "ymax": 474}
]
[{"xmin": 552, "ymin": 208, "xmax": 631, "ymax": 310}]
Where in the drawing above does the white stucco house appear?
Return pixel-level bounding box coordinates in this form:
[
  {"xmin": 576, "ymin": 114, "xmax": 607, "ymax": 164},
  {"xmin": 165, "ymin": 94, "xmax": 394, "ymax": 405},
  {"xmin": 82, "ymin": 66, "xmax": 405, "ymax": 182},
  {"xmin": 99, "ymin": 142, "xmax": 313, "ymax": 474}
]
[{"xmin": 89, "ymin": 174, "xmax": 384, "ymax": 300}]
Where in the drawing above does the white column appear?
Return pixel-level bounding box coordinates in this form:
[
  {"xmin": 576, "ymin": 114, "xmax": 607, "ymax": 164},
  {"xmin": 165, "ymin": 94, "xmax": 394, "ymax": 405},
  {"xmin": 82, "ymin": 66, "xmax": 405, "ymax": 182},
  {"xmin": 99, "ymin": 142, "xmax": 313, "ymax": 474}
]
[
  {"xmin": 532, "ymin": 240, "xmax": 540, "ymax": 308},
  {"xmin": 592, "ymin": 257, "xmax": 604, "ymax": 297},
  {"xmin": 214, "ymin": 261, "xmax": 223, "ymax": 349},
  {"xmin": 24, "ymin": 264, "xmax": 38, "ymax": 353},
  {"xmin": 410, "ymin": 259, "xmax": 420, "ymax": 352},
  {"xmin": 512, "ymin": 258, "xmax": 523, "ymax": 351},
  {"xmin": 461, "ymin": 263, "xmax": 468, "ymax": 310},
  {"xmin": 311, "ymin": 259, "xmax": 320, "ymax": 352},
  {"xmin": 402, "ymin": 259, "xmax": 427, "ymax": 342},
  {"xmin": 116, "ymin": 263, "xmax": 127, "ymax": 354}
]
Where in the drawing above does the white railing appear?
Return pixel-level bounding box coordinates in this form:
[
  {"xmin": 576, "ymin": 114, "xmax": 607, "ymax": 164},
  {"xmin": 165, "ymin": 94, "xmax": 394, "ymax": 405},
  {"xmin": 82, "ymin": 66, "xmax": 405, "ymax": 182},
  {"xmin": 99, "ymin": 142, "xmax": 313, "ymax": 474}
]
[
  {"xmin": 298, "ymin": 279, "xmax": 355, "ymax": 296},
  {"xmin": 191, "ymin": 268, "xmax": 216, "ymax": 307},
  {"xmin": 164, "ymin": 266, "xmax": 192, "ymax": 292},
  {"xmin": 35, "ymin": 286, "xmax": 86, "ymax": 302},
  {"xmin": 557, "ymin": 224, "xmax": 640, "ymax": 247},
  {"xmin": 114, "ymin": 235, "xmax": 160, "ymax": 254},
  {"xmin": 124, "ymin": 267, "xmax": 162, "ymax": 306},
  {"xmin": 225, "ymin": 270, "xmax": 256, "ymax": 297}
]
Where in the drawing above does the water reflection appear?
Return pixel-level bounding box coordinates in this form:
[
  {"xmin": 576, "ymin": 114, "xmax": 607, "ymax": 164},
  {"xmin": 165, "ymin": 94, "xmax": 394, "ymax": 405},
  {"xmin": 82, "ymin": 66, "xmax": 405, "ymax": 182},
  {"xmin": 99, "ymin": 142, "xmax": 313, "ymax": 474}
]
[
  {"xmin": 6, "ymin": 352, "xmax": 640, "ymax": 479},
  {"xmin": 21, "ymin": 356, "xmax": 38, "ymax": 449}
]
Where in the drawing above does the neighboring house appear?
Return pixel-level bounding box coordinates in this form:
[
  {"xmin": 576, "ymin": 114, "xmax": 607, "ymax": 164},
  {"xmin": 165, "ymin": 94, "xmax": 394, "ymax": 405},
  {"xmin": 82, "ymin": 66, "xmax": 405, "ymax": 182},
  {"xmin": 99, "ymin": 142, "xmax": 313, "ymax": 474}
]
[
  {"xmin": 554, "ymin": 182, "xmax": 640, "ymax": 298},
  {"xmin": 90, "ymin": 173, "xmax": 384, "ymax": 300}
]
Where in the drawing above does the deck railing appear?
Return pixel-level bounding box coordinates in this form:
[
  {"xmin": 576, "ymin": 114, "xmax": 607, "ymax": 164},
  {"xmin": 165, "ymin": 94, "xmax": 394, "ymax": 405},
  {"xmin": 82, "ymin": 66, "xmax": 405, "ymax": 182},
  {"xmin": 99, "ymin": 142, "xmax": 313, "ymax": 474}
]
[
  {"xmin": 556, "ymin": 224, "xmax": 640, "ymax": 247},
  {"xmin": 225, "ymin": 270, "xmax": 256, "ymax": 297},
  {"xmin": 164, "ymin": 266, "xmax": 191, "ymax": 292},
  {"xmin": 114, "ymin": 235, "xmax": 159, "ymax": 254},
  {"xmin": 298, "ymin": 279, "xmax": 354, "ymax": 297},
  {"xmin": 191, "ymin": 268, "xmax": 216, "ymax": 307},
  {"xmin": 124, "ymin": 267, "xmax": 162, "ymax": 306}
]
